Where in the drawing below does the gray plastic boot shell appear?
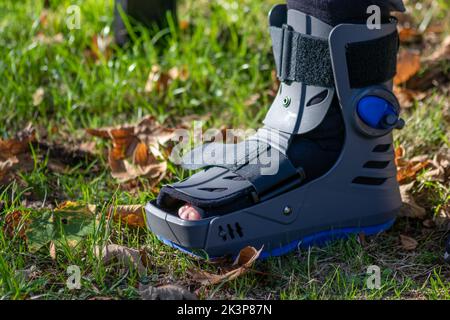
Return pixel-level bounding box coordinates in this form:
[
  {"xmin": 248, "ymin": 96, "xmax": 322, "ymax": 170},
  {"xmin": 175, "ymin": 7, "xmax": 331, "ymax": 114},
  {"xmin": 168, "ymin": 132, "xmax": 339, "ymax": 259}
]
[{"xmin": 145, "ymin": 6, "xmax": 402, "ymax": 257}]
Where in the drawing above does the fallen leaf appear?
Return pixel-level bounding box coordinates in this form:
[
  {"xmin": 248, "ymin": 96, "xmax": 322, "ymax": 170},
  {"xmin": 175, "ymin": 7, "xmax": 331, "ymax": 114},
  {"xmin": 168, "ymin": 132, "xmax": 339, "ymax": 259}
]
[
  {"xmin": 94, "ymin": 244, "xmax": 147, "ymax": 275},
  {"xmin": 426, "ymin": 35, "xmax": 450, "ymax": 62},
  {"xmin": 434, "ymin": 207, "xmax": 450, "ymax": 227},
  {"xmin": 4, "ymin": 201, "xmax": 97, "ymax": 253},
  {"xmin": 395, "ymin": 146, "xmax": 430, "ymax": 184},
  {"xmin": 394, "ymin": 50, "xmax": 421, "ymax": 85},
  {"xmin": 189, "ymin": 246, "xmax": 263, "ymax": 285},
  {"xmin": 0, "ymin": 124, "xmax": 36, "ymax": 184},
  {"xmin": 15, "ymin": 265, "xmax": 40, "ymax": 282},
  {"xmin": 244, "ymin": 93, "xmax": 261, "ymax": 107},
  {"xmin": 85, "ymin": 34, "xmax": 113, "ymax": 61},
  {"xmin": 268, "ymin": 69, "xmax": 280, "ymax": 97},
  {"xmin": 0, "ymin": 123, "xmax": 36, "ymax": 159},
  {"xmin": 399, "ymin": 182, "xmax": 426, "ymax": 219},
  {"xmin": 398, "ymin": 27, "xmax": 422, "ymax": 43},
  {"xmin": 168, "ymin": 66, "xmax": 189, "ymax": 82},
  {"xmin": 400, "ymin": 234, "xmax": 418, "ymax": 251},
  {"xmin": 145, "ymin": 65, "xmax": 189, "ymax": 94},
  {"xmin": 87, "ymin": 116, "xmax": 174, "ymax": 183},
  {"xmin": 107, "ymin": 204, "xmax": 145, "ymax": 228},
  {"xmin": 406, "ymin": 36, "xmax": 450, "ymax": 90},
  {"xmin": 179, "ymin": 20, "xmax": 190, "ymax": 31},
  {"xmin": 178, "ymin": 113, "xmax": 211, "ymax": 129},
  {"xmin": 37, "ymin": 139, "xmax": 98, "ymax": 169},
  {"xmin": 139, "ymin": 284, "xmax": 197, "ymax": 300},
  {"xmin": 32, "ymin": 87, "xmax": 45, "ymax": 106},
  {"xmin": 3, "ymin": 210, "xmax": 30, "ymax": 239},
  {"xmin": 422, "ymin": 219, "xmax": 435, "ymax": 228},
  {"xmin": 49, "ymin": 241, "xmax": 57, "ymax": 260},
  {"xmin": 394, "ymin": 86, "xmax": 427, "ymax": 108},
  {"xmin": 33, "ymin": 32, "xmax": 64, "ymax": 45}
]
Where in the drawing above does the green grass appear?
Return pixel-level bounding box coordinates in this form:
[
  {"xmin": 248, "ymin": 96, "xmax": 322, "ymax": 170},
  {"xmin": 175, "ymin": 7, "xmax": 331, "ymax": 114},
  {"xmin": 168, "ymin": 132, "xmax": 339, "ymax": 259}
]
[{"xmin": 0, "ymin": 0, "xmax": 449, "ymax": 300}]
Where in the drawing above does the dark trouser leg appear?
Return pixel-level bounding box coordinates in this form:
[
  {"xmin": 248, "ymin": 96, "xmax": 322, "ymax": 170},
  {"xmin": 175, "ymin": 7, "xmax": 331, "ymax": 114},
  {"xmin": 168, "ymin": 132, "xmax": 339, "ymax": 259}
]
[
  {"xmin": 114, "ymin": 0, "xmax": 177, "ymax": 46},
  {"xmin": 286, "ymin": 0, "xmax": 404, "ymax": 26}
]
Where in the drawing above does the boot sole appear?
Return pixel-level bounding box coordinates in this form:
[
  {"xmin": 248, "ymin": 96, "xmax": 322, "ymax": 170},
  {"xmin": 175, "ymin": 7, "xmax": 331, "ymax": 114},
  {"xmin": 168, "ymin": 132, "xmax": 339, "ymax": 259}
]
[{"xmin": 155, "ymin": 218, "xmax": 395, "ymax": 260}]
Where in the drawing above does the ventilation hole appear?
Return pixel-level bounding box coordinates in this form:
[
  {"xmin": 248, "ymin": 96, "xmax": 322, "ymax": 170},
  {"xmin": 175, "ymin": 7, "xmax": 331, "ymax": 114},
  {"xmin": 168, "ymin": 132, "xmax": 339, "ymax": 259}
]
[
  {"xmin": 373, "ymin": 144, "xmax": 391, "ymax": 152},
  {"xmin": 223, "ymin": 175, "xmax": 246, "ymax": 181},
  {"xmin": 235, "ymin": 223, "xmax": 243, "ymax": 237},
  {"xmin": 363, "ymin": 161, "xmax": 390, "ymax": 169},
  {"xmin": 352, "ymin": 177, "xmax": 387, "ymax": 186},
  {"xmin": 198, "ymin": 187, "xmax": 227, "ymax": 192},
  {"xmin": 306, "ymin": 90, "xmax": 328, "ymax": 106},
  {"xmin": 227, "ymin": 224, "xmax": 235, "ymax": 240},
  {"xmin": 218, "ymin": 226, "xmax": 227, "ymax": 241}
]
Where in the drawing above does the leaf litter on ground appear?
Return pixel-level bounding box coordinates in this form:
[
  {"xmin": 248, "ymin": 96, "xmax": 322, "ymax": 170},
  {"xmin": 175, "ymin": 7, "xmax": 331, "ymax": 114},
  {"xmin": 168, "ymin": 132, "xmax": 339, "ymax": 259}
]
[
  {"xmin": 87, "ymin": 115, "xmax": 175, "ymax": 184},
  {"xmin": 189, "ymin": 246, "xmax": 263, "ymax": 286}
]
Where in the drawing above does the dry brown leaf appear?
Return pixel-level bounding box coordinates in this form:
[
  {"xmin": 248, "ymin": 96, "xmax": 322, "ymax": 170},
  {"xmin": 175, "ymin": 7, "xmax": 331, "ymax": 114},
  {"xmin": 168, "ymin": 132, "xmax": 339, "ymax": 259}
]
[
  {"xmin": 268, "ymin": 69, "xmax": 280, "ymax": 97},
  {"xmin": 426, "ymin": 35, "xmax": 450, "ymax": 62},
  {"xmin": 395, "ymin": 146, "xmax": 430, "ymax": 184},
  {"xmin": 85, "ymin": 34, "xmax": 113, "ymax": 61},
  {"xmin": 87, "ymin": 116, "xmax": 174, "ymax": 183},
  {"xmin": 139, "ymin": 284, "xmax": 197, "ymax": 300},
  {"xmin": 168, "ymin": 66, "xmax": 189, "ymax": 82},
  {"xmin": 178, "ymin": 113, "xmax": 212, "ymax": 129},
  {"xmin": 189, "ymin": 246, "xmax": 263, "ymax": 286},
  {"xmin": 179, "ymin": 20, "xmax": 190, "ymax": 31},
  {"xmin": 0, "ymin": 124, "xmax": 36, "ymax": 184},
  {"xmin": 422, "ymin": 219, "xmax": 435, "ymax": 228},
  {"xmin": 398, "ymin": 27, "xmax": 422, "ymax": 43},
  {"xmin": 425, "ymin": 150, "xmax": 450, "ymax": 181},
  {"xmin": 107, "ymin": 204, "xmax": 145, "ymax": 228},
  {"xmin": 400, "ymin": 234, "xmax": 418, "ymax": 251},
  {"xmin": 3, "ymin": 210, "xmax": 30, "ymax": 239},
  {"xmin": 145, "ymin": 65, "xmax": 189, "ymax": 94},
  {"xmin": 399, "ymin": 182, "xmax": 426, "ymax": 219},
  {"xmin": 32, "ymin": 87, "xmax": 45, "ymax": 106},
  {"xmin": 34, "ymin": 32, "xmax": 64, "ymax": 45},
  {"xmin": 434, "ymin": 207, "xmax": 450, "ymax": 227},
  {"xmin": 49, "ymin": 241, "xmax": 57, "ymax": 260},
  {"xmin": 244, "ymin": 93, "xmax": 261, "ymax": 107},
  {"xmin": 133, "ymin": 142, "xmax": 151, "ymax": 166},
  {"xmin": 394, "ymin": 50, "xmax": 421, "ymax": 85},
  {"xmin": 94, "ymin": 244, "xmax": 147, "ymax": 275},
  {"xmin": 394, "ymin": 86, "xmax": 427, "ymax": 108}
]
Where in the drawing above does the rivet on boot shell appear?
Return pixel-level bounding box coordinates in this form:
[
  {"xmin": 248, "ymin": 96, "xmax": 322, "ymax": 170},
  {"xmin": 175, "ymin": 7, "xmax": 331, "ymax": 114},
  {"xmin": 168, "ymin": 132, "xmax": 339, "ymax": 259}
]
[
  {"xmin": 283, "ymin": 206, "xmax": 292, "ymax": 216},
  {"xmin": 282, "ymin": 96, "xmax": 291, "ymax": 108}
]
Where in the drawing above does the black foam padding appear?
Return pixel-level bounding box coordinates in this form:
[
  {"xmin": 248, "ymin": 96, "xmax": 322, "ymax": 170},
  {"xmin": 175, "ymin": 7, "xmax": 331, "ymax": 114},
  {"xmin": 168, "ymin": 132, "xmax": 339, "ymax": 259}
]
[{"xmin": 346, "ymin": 31, "xmax": 399, "ymax": 88}]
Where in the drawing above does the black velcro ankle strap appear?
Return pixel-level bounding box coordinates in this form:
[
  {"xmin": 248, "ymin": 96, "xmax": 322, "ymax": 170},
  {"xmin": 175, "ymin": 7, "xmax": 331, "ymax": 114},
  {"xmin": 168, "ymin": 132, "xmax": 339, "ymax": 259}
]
[
  {"xmin": 271, "ymin": 24, "xmax": 334, "ymax": 87},
  {"xmin": 271, "ymin": 24, "xmax": 399, "ymax": 88}
]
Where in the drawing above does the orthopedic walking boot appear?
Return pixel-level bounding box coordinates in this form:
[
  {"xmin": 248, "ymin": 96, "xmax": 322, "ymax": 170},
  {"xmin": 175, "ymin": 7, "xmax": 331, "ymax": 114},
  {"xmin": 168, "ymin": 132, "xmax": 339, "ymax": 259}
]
[{"xmin": 145, "ymin": 4, "xmax": 406, "ymax": 258}]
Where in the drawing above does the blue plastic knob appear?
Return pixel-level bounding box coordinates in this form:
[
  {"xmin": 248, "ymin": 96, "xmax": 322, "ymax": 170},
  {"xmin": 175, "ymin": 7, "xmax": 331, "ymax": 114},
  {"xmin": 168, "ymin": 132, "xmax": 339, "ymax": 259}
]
[{"xmin": 357, "ymin": 96, "xmax": 398, "ymax": 129}]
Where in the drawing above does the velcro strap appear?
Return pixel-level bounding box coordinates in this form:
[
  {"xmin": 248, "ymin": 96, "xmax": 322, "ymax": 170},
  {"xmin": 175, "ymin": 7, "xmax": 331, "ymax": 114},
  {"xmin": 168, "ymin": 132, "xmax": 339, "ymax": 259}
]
[
  {"xmin": 226, "ymin": 145, "xmax": 304, "ymax": 196},
  {"xmin": 271, "ymin": 25, "xmax": 399, "ymax": 88},
  {"xmin": 346, "ymin": 31, "xmax": 399, "ymax": 88},
  {"xmin": 271, "ymin": 25, "xmax": 333, "ymax": 87}
]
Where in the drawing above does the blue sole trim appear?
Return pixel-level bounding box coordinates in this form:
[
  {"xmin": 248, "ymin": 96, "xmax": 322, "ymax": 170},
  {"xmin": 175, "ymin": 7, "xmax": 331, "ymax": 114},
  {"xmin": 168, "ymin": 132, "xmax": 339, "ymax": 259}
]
[{"xmin": 157, "ymin": 218, "xmax": 396, "ymax": 260}]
